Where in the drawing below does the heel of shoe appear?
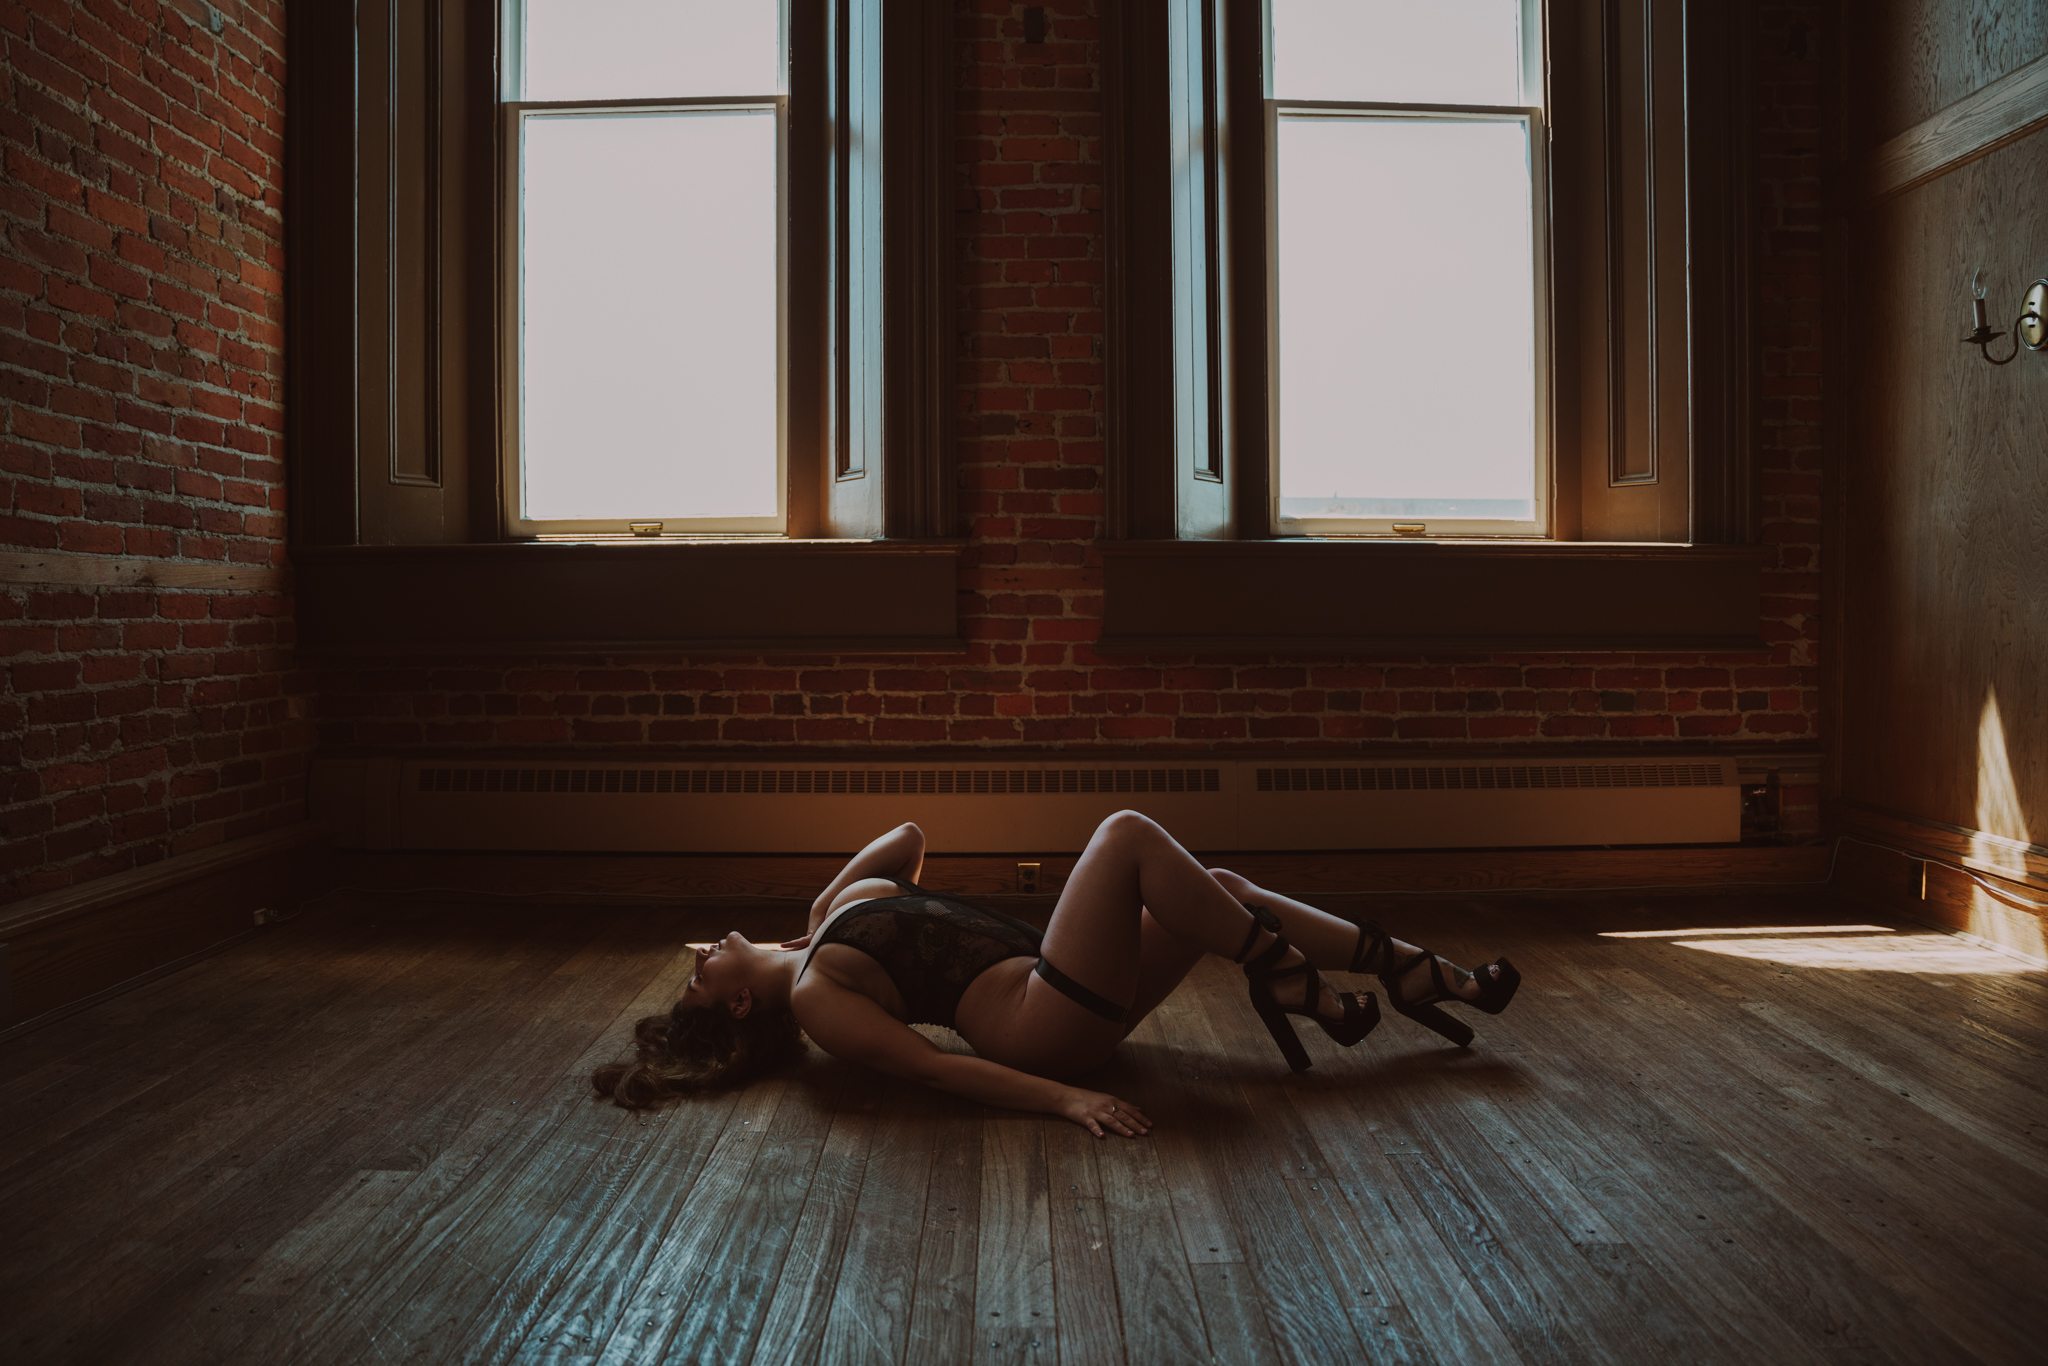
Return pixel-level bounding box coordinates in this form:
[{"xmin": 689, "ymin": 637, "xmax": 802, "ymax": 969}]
[
  {"xmin": 1253, "ymin": 1001, "xmax": 1314, "ymax": 1072},
  {"xmin": 1398, "ymin": 1002, "xmax": 1475, "ymax": 1048}
]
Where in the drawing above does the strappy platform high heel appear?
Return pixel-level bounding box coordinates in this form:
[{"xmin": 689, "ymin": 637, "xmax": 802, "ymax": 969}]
[
  {"xmin": 1350, "ymin": 917, "xmax": 1520, "ymax": 1047},
  {"xmin": 1234, "ymin": 904, "xmax": 1379, "ymax": 1073}
]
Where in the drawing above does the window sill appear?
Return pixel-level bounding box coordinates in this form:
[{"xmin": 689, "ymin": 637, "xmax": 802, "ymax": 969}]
[
  {"xmin": 1097, "ymin": 540, "xmax": 1772, "ymax": 654},
  {"xmin": 293, "ymin": 541, "xmax": 966, "ymax": 656}
]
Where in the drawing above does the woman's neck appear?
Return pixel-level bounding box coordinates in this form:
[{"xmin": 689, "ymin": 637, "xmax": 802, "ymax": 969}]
[{"xmin": 749, "ymin": 948, "xmax": 803, "ymax": 1013}]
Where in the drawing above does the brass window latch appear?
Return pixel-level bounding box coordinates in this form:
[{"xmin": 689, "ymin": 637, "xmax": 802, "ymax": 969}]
[{"xmin": 628, "ymin": 522, "xmax": 663, "ymax": 537}]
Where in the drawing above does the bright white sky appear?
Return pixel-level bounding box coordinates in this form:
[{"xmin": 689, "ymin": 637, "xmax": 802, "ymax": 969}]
[
  {"xmin": 1271, "ymin": 0, "xmax": 1525, "ymax": 106},
  {"xmin": 522, "ymin": 0, "xmax": 781, "ymax": 101},
  {"xmin": 1275, "ymin": 116, "xmax": 1536, "ymax": 506},
  {"xmin": 520, "ymin": 110, "xmax": 779, "ymax": 522}
]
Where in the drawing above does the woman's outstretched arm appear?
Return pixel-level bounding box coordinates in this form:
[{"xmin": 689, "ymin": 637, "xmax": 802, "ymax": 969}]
[
  {"xmin": 804, "ymin": 822, "xmax": 927, "ymax": 934},
  {"xmin": 797, "ymin": 976, "xmax": 1151, "ymax": 1138}
]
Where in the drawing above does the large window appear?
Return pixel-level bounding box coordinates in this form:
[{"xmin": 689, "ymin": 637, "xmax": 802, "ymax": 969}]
[
  {"xmin": 501, "ymin": 0, "xmax": 786, "ymax": 537},
  {"xmin": 1267, "ymin": 0, "xmax": 1546, "ymax": 538}
]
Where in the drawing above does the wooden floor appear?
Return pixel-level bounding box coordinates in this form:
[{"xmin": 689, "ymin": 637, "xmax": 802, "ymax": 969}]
[{"xmin": 2, "ymin": 890, "xmax": 2045, "ymax": 1366}]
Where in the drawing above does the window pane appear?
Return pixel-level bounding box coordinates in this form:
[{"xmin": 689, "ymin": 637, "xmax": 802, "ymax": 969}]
[
  {"xmin": 1275, "ymin": 116, "xmax": 1535, "ymax": 524},
  {"xmin": 1271, "ymin": 0, "xmax": 1523, "ymax": 106},
  {"xmin": 523, "ymin": 0, "xmax": 781, "ymax": 101},
  {"xmin": 521, "ymin": 111, "xmax": 778, "ymax": 523}
]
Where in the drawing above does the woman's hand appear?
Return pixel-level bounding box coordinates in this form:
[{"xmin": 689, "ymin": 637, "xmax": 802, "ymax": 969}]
[
  {"xmin": 779, "ymin": 932, "xmax": 814, "ymax": 951},
  {"xmin": 1057, "ymin": 1088, "xmax": 1152, "ymax": 1139}
]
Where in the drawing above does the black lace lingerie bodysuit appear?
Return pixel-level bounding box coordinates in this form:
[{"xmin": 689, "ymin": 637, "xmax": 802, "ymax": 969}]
[{"xmin": 805, "ymin": 879, "xmax": 1126, "ymax": 1029}]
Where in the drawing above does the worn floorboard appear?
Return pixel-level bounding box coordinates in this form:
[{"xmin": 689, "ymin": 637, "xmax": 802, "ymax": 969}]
[{"xmin": 2, "ymin": 890, "xmax": 2043, "ymax": 1365}]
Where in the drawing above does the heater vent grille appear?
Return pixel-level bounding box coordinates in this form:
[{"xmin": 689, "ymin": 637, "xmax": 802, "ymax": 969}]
[
  {"xmin": 415, "ymin": 766, "xmax": 1224, "ymax": 797},
  {"xmin": 1255, "ymin": 763, "xmax": 1724, "ymax": 793}
]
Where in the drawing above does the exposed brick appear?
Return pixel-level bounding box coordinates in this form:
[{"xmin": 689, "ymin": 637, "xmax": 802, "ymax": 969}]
[{"xmin": 2, "ymin": 0, "xmax": 302, "ymax": 905}]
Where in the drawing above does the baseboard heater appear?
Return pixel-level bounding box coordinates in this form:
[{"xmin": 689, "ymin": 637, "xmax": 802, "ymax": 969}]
[{"xmin": 312, "ymin": 757, "xmax": 1739, "ymax": 853}]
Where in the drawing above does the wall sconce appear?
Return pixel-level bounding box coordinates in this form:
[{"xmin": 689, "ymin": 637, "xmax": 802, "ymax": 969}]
[{"xmin": 1960, "ymin": 268, "xmax": 2047, "ymax": 365}]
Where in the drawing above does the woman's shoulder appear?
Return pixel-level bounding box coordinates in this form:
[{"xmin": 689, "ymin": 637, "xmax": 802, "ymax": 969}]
[{"xmin": 793, "ymin": 940, "xmax": 910, "ymax": 1025}]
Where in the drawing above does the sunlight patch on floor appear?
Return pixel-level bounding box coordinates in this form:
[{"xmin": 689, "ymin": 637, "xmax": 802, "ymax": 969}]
[
  {"xmin": 1599, "ymin": 925, "xmax": 1894, "ymax": 939},
  {"xmin": 1670, "ymin": 932, "xmax": 2029, "ymax": 974}
]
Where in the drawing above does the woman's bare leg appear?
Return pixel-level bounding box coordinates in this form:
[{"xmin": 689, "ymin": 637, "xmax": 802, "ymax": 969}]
[
  {"xmin": 965, "ymin": 811, "xmax": 1287, "ymax": 1075},
  {"xmin": 1124, "ymin": 908, "xmax": 1207, "ymax": 1025},
  {"xmin": 961, "ymin": 812, "xmax": 1485, "ymax": 1076}
]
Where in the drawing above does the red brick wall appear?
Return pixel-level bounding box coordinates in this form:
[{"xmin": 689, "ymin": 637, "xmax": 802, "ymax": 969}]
[
  {"xmin": 0, "ymin": 0, "xmax": 310, "ymax": 903},
  {"xmin": 309, "ymin": 1, "xmax": 1821, "ymax": 791}
]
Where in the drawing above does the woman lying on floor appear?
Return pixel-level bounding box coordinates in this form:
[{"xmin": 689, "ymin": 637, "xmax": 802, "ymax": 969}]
[{"xmin": 592, "ymin": 813, "xmax": 1519, "ymax": 1135}]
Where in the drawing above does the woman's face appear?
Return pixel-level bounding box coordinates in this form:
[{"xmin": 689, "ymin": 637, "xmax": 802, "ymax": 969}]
[{"xmin": 679, "ymin": 931, "xmax": 754, "ymax": 1016}]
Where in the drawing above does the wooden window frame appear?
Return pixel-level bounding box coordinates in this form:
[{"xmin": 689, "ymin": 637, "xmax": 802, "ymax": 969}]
[
  {"xmin": 284, "ymin": 0, "xmax": 962, "ymax": 654},
  {"xmin": 497, "ymin": 3, "xmax": 790, "ymax": 537},
  {"xmin": 1099, "ymin": 0, "xmax": 1765, "ymax": 652},
  {"xmin": 1263, "ymin": 99, "xmax": 1554, "ymax": 539}
]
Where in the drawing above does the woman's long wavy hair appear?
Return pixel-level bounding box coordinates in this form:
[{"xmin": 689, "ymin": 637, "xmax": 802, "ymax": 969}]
[{"xmin": 591, "ymin": 998, "xmax": 807, "ymax": 1110}]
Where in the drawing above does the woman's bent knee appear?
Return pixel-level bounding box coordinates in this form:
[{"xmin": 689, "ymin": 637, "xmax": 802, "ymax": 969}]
[
  {"xmin": 1206, "ymin": 867, "xmax": 1254, "ymax": 896},
  {"xmin": 1098, "ymin": 809, "xmax": 1164, "ymax": 842}
]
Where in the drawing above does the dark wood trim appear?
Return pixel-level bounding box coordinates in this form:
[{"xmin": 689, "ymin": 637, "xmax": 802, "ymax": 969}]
[
  {"xmin": 1097, "ymin": 539, "xmax": 1770, "ymax": 653},
  {"xmin": 1222, "ymin": 0, "xmax": 1272, "ymax": 538},
  {"xmin": 1819, "ymin": 0, "xmax": 1850, "ymax": 808},
  {"xmin": 1831, "ymin": 801, "xmax": 2048, "ymax": 891},
  {"xmin": 1176, "ymin": 2, "xmax": 1758, "ymax": 546},
  {"xmin": 294, "ymin": 2, "xmax": 943, "ymax": 549},
  {"xmin": 1684, "ymin": 0, "xmax": 1759, "ymax": 544},
  {"xmin": 0, "ymin": 823, "xmax": 329, "ymax": 1035},
  {"xmin": 1106, "ymin": 0, "xmax": 1232, "ymax": 541},
  {"xmin": 291, "ymin": 541, "xmax": 967, "ymax": 655},
  {"xmin": 317, "ymin": 742, "xmax": 1824, "ymax": 765},
  {"xmin": 880, "ymin": 0, "xmax": 956, "ymax": 537},
  {"xmin": 0, "ymin": 551, "xmax": 289, "ymax": 592},
  {"xmin": 1850, "ymin": 49, "xmax": 2048, "ymax": 207},
  {"xmin": 285, "ymin": 0, "xmax": 361, "ymax": 546},
  {"xmin": 462, "ymin": 0, "xmax": 503, "ymax": 542},
  {"xmin": 1102, "ymin": 0, "xmax": 1170, "ymax": 539},
  {"xmin": 0, "ymin": 824, "xmax": 327, "ymax": 939},
  {"xmin": 330, "ymin": 843, "xmax": 1834, "ymax": 908},
  {"xmin": 822, "ymin": 0, "xmax": 882, "ymax": 536}
]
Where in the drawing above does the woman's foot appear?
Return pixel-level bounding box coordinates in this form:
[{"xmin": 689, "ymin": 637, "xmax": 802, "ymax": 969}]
[
  {"xmin": 1390, "ymin": 948, "xmax": 1501, "ymax": 1006},
  {"xmin": 1238, "ymin": 914, "xmax": 1380, "ymax": 1071},
  {"xmin": 1371, "ymin": 935, "xmax": 1522, "ymax": 1047}
]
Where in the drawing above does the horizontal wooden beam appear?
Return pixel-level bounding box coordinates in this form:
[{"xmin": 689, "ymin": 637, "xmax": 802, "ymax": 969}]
[
  {"xmin": 1097, "ymin": 541, "xmax": 1771, "ymax": 654},
  {"xmin": 1851, "ymin": 50, "xmax": 2048, "ymax": 206},
  {"xmin": 0, "ymin": 550, "xmax": 289, "ymax": 593},
  {"xmin": 292, "ymin": 540, "xmax": 968, "ymax": 655}
]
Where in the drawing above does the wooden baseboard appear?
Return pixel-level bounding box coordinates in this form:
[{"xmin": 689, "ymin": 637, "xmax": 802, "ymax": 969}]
[
  {"xmin": 331, "ymin": 843, "xmax": 1833, "ymax": 909},
  {"xmin": 0, "ymin": 822, "xmax": 330, "ymax": 1036},
  {"xmin": 1831, "ymin": 802, "xmax": 2048, "ymax": 888},
  {"xmin": 1830, "ymin": 814, "xmax": 2047, "ymax": 968}
]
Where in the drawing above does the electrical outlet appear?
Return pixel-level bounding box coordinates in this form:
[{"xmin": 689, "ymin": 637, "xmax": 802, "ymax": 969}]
[
  {"xmin": 1016, "ymin": 863, "xmax": 1040, "ymax": 894},
  {"xmin": 254, "ymin": 907, "xmax": 273, "ymax": 926}
]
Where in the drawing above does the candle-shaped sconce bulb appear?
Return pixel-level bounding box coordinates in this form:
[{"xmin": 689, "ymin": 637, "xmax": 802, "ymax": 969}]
[{"xmin": 1972, "ymin": 296, "xmax": 1990, "ymax": 332}]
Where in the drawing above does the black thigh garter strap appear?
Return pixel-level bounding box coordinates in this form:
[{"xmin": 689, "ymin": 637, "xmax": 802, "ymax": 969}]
[{"xmin": 1034, "ymin": 957, "xmax": 1131, "ymax": 1026}]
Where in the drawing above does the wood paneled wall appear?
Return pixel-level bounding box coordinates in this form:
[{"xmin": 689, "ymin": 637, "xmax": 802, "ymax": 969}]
[
  {"xmin": 1828, "ymin": 1, "xmax": 2048, "ymax": 882},
  {"xmin": 1852, "ymin": 0, "xmax": 2048, "ymax": 141}
]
